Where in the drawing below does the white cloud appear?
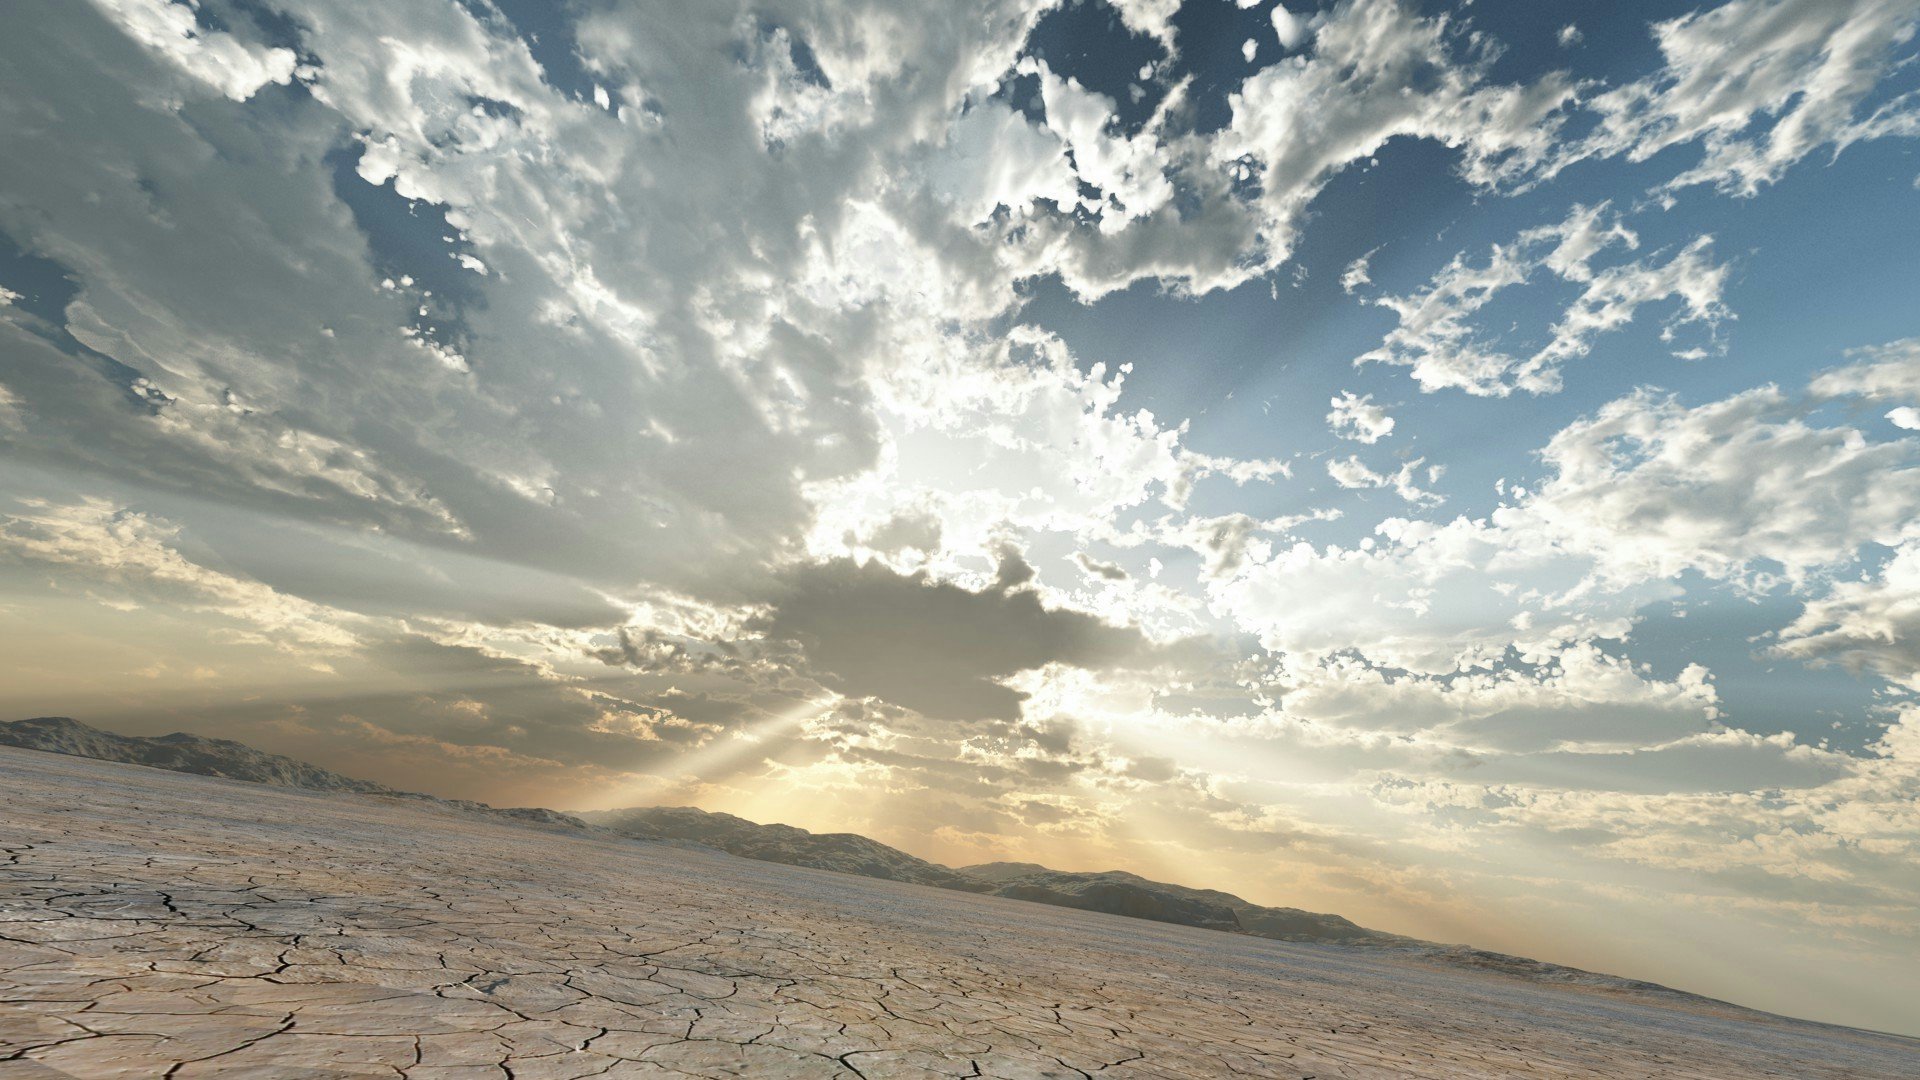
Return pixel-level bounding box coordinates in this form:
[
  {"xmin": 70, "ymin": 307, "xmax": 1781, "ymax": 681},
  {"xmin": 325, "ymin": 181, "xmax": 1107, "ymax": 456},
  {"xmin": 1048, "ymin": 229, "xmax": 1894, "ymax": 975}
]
[
  {"xmin": 1327, "ymin": 391, "xmax": 1395, "ymax": 443},
  {"xmin": 1215, "ymin": 372, "xmax": 1920, "ymax": 673},
  {"xmin": 1272, "ymin": 4, "xmax": 1312, "ymax": 52},
  {"xmin": 1358, "ymin": 203, "xmax": 1730, "ymax": 395},
  {"xmin": 1108, "ymin": 0, "xmax": 1184, "ymax": 46},
  {"xmin": 1809, "ymin": 337, "xmax": 1920, "ymax": 406},
  {"xmin": 1207, "ymin": 0, "xmax": 1577, "ymax": 281},
  {"xmin": 993, "ymin": 0, "xmax": 1580, "ymax": 302},
  {"xmin": 1519, "ymin": 385, "xmax": 1920, "ymax": 586},
  {"xmin": 0, "ymin": 384, "xmax": 25, "ymax": 431},
  {"xmin": 86, "ymin": 0, "xmax": 296, "ymax": 102},
  {"xmin": 1326, "ymin": 455, "xmax": 1441, "ymax": 505},
  {"xmin": 925, "ymin": 100, "xmax": 1079, "ymax": 225},
  {"xmin": 1277, "ymin": 643, "xmax": 1721, "ymax": 753},
  {"xmin": 0, "ymin": 497, "xmax": 360, "ymax": 652},
  {"xmin": 1339, "ymin": 251, "xmax": 1374, "ymax": 294},
  {"xmin": 1559, "ymin": 0, "xmax": 1920, "ymax": 195},
  {"xmin": 1774, "ymin": 541, "xmax": 1920, "ymax": 690}
]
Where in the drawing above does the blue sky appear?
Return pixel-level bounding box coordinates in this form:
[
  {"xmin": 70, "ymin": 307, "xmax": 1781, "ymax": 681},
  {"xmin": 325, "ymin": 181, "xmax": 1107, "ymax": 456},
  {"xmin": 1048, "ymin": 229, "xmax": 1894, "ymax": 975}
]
[{"xmin": 2, "ymin": 0, "xmax": 1919, "ymax": 1034}]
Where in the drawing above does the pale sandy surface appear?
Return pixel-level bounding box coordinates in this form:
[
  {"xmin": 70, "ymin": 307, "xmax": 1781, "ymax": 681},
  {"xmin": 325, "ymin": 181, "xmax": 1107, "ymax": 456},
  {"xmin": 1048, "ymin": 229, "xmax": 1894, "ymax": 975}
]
[{"xmin": 0, "ymin": 747, "xmax": 1914, "ymax": 1079}]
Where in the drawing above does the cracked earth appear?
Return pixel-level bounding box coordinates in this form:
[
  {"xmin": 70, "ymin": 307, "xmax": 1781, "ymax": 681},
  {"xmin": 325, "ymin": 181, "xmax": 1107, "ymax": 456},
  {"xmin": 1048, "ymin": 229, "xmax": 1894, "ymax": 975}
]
[{"xmin": 1, "ymin": 748, "xmax": 1915, "ymax": 1079}]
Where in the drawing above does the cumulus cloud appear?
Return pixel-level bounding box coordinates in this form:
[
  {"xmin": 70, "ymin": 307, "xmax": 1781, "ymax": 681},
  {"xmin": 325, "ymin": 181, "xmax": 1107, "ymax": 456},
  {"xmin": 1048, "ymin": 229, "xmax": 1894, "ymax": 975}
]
[
  {"xmin": 1520, "ymin": 385, "xmax": 1920, "ymax": 586},
  {"xmin": 85, "ymin": 0, "xmax": 297, "ymax": 102},
  {"xmin": 924, "ymin": 100, "xmax": 1079, "ymax": 225},
  {"xmin": 1215, "ymin": 371, "xmax": 1920, "ymax": 672},
  {"xmin": 1277, "ymin": 643, "xmax": 1721, "ymax": 752},
  {"xmin": 1774, "ymin": 541, "xmax": 1920, "ymax": 690},
  {"xmin": 1327, "ymin": 391, "xmax": 1395, "ymax": 443},
  {"xmin": 1809, "ymin": 337, "xmax": 1920, "ymax": 407},
  {"xmin": 1202, "ymin": 0, "xmax": 1577, "ymax": 281},
  {"xmin": 1271, "ymin": 4, "xmax": 1312, "ymax": 51}
]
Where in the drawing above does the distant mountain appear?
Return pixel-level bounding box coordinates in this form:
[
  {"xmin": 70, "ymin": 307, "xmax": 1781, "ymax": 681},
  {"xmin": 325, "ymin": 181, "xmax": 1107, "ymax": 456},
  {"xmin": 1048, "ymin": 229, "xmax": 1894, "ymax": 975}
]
[
  {"xmin": 986, "ymin": 870, "xmax": 1246, "ymax": 932},
  {"xmin": 582, "ymin": 813, "xmax": 1378, "ymax": 940},
  {"xmin": 960, "ymin": 862, "xmax": 1386, "ymax": 943},
  {"xmin": 0, "ymin": 716, "xmax": 396, "ymax": 793},
  {"xmin": 0, "ymin": 716, "xmax": 1694, "ymax": 999},
  {"xmin": 582, "ymin": 806, "xmax": 996, "ymax": 893},
  {"xmin": 0, "ymin": 717, "xmax": 584, "ymax": 830}
]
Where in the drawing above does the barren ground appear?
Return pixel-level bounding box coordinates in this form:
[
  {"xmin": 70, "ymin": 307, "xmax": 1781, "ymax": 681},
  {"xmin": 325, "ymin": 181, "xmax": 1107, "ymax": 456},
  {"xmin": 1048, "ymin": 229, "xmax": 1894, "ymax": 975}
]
[{"xmin": 1, "ymin": 747, "xmax": 1914, "ymax": 1079}]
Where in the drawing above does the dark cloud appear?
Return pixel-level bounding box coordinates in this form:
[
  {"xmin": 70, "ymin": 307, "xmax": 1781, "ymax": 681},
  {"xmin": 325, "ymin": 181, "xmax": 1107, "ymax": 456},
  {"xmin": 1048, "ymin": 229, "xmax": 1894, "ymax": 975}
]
[
  {"xmin": 1072, "ymin": 551, "xmax": 1130, "ymax": 581},
  {"xmin": 758, "ymin": 558, "xmax": 1155, "ymax": 720}
]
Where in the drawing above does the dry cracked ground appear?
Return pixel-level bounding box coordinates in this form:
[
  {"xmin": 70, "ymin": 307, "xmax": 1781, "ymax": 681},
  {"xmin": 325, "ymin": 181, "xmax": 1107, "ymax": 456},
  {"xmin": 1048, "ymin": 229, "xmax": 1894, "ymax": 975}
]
[{"xmin": 1, "ymin": 748, "xmax": 1915, "ymax": 1079}]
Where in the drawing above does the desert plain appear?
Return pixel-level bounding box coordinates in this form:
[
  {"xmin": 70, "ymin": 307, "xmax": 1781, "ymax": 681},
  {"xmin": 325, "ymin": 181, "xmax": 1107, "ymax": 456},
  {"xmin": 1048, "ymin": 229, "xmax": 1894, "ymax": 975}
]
[{"xmin": 1, "ymin": 746, "xmax": 1914, "ymax": 1079}]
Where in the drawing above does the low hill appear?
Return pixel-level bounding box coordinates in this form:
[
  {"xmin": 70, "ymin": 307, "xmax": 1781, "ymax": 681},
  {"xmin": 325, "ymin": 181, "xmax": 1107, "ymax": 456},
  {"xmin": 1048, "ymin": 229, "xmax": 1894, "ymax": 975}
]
[
  {"xmin": 961, "ymin": 862, "xmax": 1385, "ymax": 942},
  {"xmin": 582, "ymin": 805, "xmax": 994, "ymax": 892},
  {"xmin": 0, "ymin": 716, "xmax": 584, "ymax": 830}
]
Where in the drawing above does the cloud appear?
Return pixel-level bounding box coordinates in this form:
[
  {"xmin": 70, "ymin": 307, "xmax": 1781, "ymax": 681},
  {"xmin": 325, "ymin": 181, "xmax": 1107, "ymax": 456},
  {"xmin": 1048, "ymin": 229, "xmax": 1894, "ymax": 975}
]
[
  {"xmin": 1072, "ymin": 551, "xmax": 1131, "ymax": 582},
  {"xmin": 1325, "ymin": 455, "xmax": 1442, "ymax": 504},
  {"xmin": 1520, "ymin": 384, "xmax": 1920, "ymax": 586},
  {"xmin": 1809, "ymin": 337, "xmax": 1920, "ymax": 407},
  {"xmin": 942, "ymin": 0, "xmax": 1584, "ymax": 302},
  {"xmin": 1214, "ymin": 371, "xmax": 1920, "ymax": 672},
  {"xmin": 1202, "ymin": 0, "xmax": 1577, "ymax": 280},
  {"xmin": 924, "ymin": 100, "xmax": 1079, "ymax": 225},
  {"xmin": 1271, "ymin": 4, "xmax": 1312, "ymax": 51},
  {"xmin": 1277, "ymin": 643, "xmax": 1721, "ymax": 752},
  {"xmin": 0, "ymin": 496, "xmax": 360, "ymax": 652},
  {"xmin": 756, "ymin": 557, "xmax": 1161, "ymax": 721},
  {"xmin": 1357, "ymin": 203, "xmax": 1730, "ymax": 396},
  {"xmin": 1558, "ymin": 0, "xmax": 1920, "ymax": 195},
  {"xmin": 1339, "ymin": 251, "xmax": 1375, "ymax": 294},
  {"xmin": 1327, "ymin": 391, "xmax": 1395, "ymax": 443},
  {"xmin": 85, "ymin": 0, "xmax": 297, "ymax": 102},
  {"xmin": 1773, "ymin": 541, "xmax": 1920, "ymax": 690}
]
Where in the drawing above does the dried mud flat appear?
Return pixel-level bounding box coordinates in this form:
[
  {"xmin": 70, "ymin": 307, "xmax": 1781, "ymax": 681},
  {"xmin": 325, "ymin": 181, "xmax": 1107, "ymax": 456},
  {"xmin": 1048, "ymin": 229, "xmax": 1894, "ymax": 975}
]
[{"xmin": 0, "ymin": 748, "xmax": 1913, "ymax": 1079}]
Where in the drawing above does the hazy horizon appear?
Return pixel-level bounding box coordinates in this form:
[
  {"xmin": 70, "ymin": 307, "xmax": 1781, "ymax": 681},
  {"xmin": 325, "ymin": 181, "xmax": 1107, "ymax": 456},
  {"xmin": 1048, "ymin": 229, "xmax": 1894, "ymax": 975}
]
[{"xmin": 3, "ymin": 0, "xmax": 1918, "ymax": 1038}]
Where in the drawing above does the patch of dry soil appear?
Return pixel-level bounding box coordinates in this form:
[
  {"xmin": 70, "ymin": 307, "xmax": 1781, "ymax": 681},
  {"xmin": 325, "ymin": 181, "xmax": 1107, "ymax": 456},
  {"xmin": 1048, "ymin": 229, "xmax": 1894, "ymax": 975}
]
[{"xmin": 1, "ymin": 747, "xmax": 1914, "ymax": 1078}]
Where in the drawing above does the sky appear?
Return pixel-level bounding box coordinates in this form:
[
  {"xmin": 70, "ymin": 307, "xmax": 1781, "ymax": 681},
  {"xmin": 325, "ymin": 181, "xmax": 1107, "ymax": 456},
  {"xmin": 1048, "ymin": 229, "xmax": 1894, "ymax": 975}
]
[{"xmin": 2, "ymin": 0, "xmax": 1919, "ymax": 1036}]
